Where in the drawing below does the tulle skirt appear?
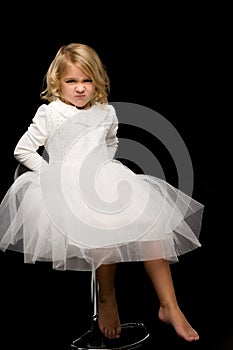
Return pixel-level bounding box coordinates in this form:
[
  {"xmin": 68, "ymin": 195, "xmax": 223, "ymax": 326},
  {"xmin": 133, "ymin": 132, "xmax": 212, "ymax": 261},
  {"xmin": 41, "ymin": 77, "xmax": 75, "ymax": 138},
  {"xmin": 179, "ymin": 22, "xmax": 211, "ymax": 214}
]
[{"xmin": 0, "ymin": 157, "xmax": 204, "ymax": 271}]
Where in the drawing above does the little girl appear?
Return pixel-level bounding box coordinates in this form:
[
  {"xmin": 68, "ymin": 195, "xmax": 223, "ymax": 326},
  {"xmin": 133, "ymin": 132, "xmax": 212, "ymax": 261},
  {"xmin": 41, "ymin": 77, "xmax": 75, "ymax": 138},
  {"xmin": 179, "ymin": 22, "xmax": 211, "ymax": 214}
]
[{"xmin": 0, "ymin": 43, "xmax": 204, "ymax": 342}]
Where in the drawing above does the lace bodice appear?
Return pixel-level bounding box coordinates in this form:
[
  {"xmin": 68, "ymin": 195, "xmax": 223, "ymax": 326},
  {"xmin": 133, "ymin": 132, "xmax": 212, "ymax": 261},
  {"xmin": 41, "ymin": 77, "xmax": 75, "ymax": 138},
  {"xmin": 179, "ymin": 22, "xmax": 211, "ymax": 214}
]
[{"xmin": 14, "ymin": 100, "xmax": 119, "ymax": 171}]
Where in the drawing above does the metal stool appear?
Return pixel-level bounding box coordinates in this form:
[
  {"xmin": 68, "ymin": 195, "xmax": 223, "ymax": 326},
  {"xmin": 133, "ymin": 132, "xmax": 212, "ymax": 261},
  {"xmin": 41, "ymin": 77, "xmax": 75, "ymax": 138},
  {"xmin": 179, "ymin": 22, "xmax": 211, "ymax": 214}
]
[{"xmin": 71, "ymin": 270, "xmax": 150, "ymax": 350}]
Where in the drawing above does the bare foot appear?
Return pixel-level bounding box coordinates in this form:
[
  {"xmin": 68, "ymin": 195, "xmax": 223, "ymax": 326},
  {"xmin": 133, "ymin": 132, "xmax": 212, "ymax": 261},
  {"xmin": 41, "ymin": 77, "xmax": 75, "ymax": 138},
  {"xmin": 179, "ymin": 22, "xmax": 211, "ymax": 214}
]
[
  {"xmin": 158, "ymin": 304, "xmax": 199, "ymax": 342},
  {"xmin": 98, "ymin": 295, "xmax": 121, "ymax": 339}
]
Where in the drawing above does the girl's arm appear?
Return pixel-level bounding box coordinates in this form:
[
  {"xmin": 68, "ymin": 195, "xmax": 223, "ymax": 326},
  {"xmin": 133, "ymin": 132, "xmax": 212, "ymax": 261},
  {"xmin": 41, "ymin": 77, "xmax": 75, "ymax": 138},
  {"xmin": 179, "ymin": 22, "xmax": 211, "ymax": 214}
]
[{"xmin": 14, "ymin": 105, "xmax": 50, "ymax": 172}]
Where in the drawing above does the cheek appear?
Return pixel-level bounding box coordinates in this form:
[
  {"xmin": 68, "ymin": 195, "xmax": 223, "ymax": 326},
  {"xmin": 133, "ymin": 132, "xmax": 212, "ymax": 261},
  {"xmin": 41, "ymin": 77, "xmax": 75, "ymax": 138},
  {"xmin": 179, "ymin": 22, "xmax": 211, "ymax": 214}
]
[
  {"xmin": 90, "ymin": 85, "xmax": 96, "ymax": 96},
  {"xmin": 61, "ymin": 85, "xmax": 72, "ymax": 96}
]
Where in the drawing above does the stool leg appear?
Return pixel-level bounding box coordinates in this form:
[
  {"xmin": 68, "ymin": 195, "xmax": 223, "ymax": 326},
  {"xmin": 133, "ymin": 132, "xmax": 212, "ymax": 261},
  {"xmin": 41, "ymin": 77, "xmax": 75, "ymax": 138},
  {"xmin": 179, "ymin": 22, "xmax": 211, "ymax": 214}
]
[{"xmin": 88, "ymin": 270, "xmax": 104, "ymax": 348}]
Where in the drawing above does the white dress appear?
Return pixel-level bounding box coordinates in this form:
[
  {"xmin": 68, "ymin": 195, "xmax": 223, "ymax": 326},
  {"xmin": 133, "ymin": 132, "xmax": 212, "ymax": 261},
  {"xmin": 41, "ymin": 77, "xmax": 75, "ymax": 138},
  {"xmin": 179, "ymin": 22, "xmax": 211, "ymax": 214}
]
[{"xmin": 0, "ymin": 100, "xmax": 204, "ymax": 271}]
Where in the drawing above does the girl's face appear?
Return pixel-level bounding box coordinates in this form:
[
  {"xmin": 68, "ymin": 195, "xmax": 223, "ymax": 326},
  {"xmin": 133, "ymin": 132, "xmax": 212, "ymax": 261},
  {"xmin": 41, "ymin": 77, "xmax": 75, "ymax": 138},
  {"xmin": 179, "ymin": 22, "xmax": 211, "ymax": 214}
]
[{"xmin": 60, "ymin": 63, "xmax": 95, "ymax": 109}]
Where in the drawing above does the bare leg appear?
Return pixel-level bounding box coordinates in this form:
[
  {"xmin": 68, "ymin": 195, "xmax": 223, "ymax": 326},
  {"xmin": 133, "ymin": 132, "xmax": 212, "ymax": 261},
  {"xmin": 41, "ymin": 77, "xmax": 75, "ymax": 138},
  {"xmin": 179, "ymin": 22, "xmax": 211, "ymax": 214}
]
[
  {"xmin": 144, "ymin": 259, "xmax": 199, "ymax": 342},
  {"xmin": 96, "ymin": 264, "xmax": 121, "ymax": 339}
]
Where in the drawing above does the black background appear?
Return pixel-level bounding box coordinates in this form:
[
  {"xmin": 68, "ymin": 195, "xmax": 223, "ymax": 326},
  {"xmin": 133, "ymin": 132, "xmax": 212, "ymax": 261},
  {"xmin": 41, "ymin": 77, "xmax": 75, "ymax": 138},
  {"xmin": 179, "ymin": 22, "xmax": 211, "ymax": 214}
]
[{"xmin": 0, "ymin": 3, "xmax": 230, "ymax": 350}]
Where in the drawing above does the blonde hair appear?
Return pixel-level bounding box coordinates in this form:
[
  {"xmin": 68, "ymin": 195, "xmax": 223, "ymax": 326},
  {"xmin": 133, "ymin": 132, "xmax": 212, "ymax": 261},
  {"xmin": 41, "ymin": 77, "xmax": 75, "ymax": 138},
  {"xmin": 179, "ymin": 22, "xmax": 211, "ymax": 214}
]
[{"xmin": 40, "ymin": 43, "xmax": 110, "ymax": 104}]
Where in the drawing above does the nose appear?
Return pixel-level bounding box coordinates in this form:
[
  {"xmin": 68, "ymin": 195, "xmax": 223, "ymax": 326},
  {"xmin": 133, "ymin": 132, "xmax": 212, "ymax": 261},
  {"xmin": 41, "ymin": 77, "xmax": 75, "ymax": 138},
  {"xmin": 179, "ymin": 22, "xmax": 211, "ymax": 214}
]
[{"xmin": 75, "ymin": 82, "xmax": 85, "ymax": 92}]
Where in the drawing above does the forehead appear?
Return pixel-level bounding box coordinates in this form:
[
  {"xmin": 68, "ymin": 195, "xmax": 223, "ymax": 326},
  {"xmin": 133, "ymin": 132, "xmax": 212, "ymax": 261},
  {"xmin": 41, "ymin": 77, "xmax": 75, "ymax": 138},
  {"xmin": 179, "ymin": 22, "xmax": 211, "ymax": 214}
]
[{"xmin": 62, "ymin": 63, "xmax": 89, "ymax": 78}]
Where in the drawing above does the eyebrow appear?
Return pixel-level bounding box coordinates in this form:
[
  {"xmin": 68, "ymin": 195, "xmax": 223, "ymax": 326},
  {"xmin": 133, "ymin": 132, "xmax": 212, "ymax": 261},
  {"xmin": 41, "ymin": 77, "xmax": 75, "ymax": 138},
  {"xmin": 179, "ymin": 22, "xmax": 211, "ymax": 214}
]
[{"xmin": 63, "ymin": 76, "xmax": 91, "ymax": 80}]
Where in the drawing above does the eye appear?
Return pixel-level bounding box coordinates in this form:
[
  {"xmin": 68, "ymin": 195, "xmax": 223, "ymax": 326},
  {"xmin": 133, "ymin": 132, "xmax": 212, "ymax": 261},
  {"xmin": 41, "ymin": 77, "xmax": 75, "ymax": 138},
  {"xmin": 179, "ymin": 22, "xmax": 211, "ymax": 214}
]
[
  {"xmin": 84, "ymin": 79, "xmax": 93, "ymax": 83},
  {"xmin": 66, "ymin": 79, "xmax": 76, "ymax": 83}
]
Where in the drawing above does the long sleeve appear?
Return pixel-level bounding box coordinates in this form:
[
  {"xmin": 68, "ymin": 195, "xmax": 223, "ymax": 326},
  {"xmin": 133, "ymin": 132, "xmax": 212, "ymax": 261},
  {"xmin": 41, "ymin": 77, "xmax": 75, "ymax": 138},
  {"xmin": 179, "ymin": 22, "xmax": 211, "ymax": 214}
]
[
  {"xmin": 106, "ymin": 108, "xmax": 119, "ymax": 159},
  {"xmin": 14, "ymin": 105, "xmax": 50, "ymax": 172}
]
